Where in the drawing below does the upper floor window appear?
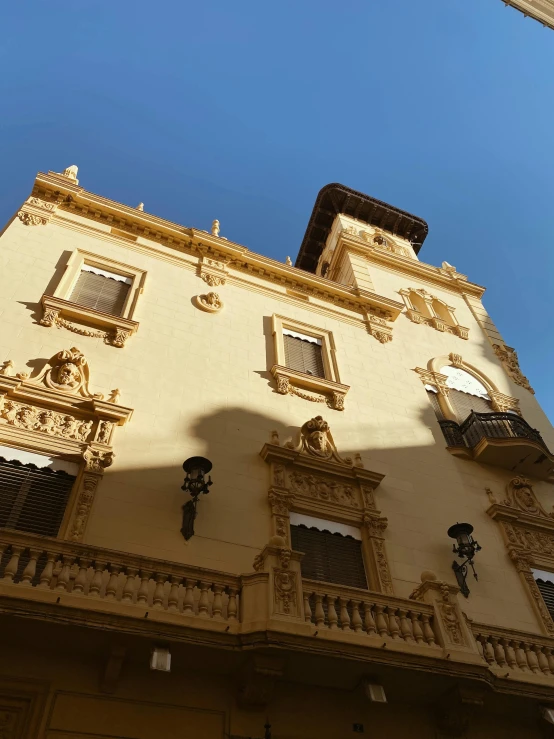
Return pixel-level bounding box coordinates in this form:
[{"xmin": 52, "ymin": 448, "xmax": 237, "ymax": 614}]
[
  {"xmin": 533, "ymin": 569, "xmax": 554, "ymax": 621},
  {"xmin": 69, "ymin": 265, "xmax": 131, "ymax": 317},
  {"xmin": 290, "ymin": 514, "xmax": 367, "ymax": 589},
  {"xmin": 441, "ymin": 366, "xmax": 492, "ymax": 422},
  {"xmin": 283, "ymin": 329, "xmax": 325, "ymax": 379},
  {"xmin": 0, "ymin": 448, "xmax": 77, "ymax": 537}
]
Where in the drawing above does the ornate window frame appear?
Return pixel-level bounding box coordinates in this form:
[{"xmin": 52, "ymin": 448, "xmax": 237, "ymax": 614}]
[
  {"xmin": 270, "ymin": 314, "xmax": 350, "ymax": 411},
  {"xmin": 415, "ymin": 353, "xmax": 519, "ymax": 422},
  {"xmin": 0, "ymin": 347, "xmax": 133, "ymax": 542},
  {"xmin": 400, "ymin": 288, "xmax": 469, "ymax": 339},
  {"xmin": 40, "ymin": 249, "xmax": 147, "ymax": 348},
  {"xmin": 485, "ymin": 477, "xmax": 554, "ymax": 636},
  {"xmin": 259, "ymin": 416, "xmax": 393, "ymax": 595}
]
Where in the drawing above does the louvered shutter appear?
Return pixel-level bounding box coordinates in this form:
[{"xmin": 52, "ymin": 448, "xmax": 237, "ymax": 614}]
[
  {"xmin": 291, "ymin": 524, "xmax": 367, "ymax": 589},
  {"xmin": 449, "ymin": 389, "xmax": 492, "ymax": 422},
  {"xmin": 283, "ymin": 335, "xmax": 325, "ymax": 378},
  {"xmin": 69, "ymin": 270, "xmax": 130, "ymax": 316},
  {"xmin": 0, "ymin": 457, "xmax": 75, "ymax": 537},
  {"xmin": 536, "ymin": 578, "xmax": 554, "ymax": 620}
]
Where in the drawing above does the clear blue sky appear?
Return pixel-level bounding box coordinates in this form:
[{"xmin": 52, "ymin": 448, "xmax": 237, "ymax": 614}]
[{"xmin": 1, "ymin": 1, "xmax": 553, "ymax": 420}]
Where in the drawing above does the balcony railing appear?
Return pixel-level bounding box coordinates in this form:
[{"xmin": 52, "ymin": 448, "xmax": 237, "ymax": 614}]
[
  {"xmin": 472, "ymin": 622, "xmax": 554, "ymax": 678},
  {"xmin": 0, "ymin": 529, "xmax": 240, "ymax": 627},
  {"xmin": 439, "ymin": 412, "xmax": 548, "ymax": 450},
  {"xmin": 302, "ymin": 579, "xmax": 438, "ymax": 648},
  {"xmin": 439, "ymin": 412, "xmax": 554, "ymax": 480}
]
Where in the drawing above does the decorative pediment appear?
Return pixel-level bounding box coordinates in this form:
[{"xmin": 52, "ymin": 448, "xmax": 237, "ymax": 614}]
[
  {"xmin": 486, "ymin": 477, "xmax": 554, "ymax": 529},
  {"xmin": 0, "ymin": 347, "xmax": 133, "ymax": 459},
  {"xmin": 284, "ymin": 415, "xmax": 351, "ymax": 465}
]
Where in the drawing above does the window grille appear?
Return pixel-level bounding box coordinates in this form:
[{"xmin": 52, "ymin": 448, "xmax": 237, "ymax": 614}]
[{"xmin": 0, "ymin": 456, "xmax": 75, "ymax": 537}]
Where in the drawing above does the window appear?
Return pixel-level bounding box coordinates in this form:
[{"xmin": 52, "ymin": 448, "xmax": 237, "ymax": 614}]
[
  {"xmin": 0, "ymin": 451, "xmax": 77, "ymax": 537},
  {"xmin": 283, "ymin": 329, "xmax": 325, "ymax": 378},
  {"xmin": 291, "ymin": 517, "xmax": 367, "ymax": 589},
  {"xmin": 40, "ymin": 249, "xmax": 146, "ymax": 348},
  {"xmin": 534, "ymin": 570, "xmax": 554, "ymax": 620},
  {"xmin": 441, "ymin": 366, "xmax": 492, "ymax": 422},
  {"xmin": 69, "ymin": 265, "xmax": 131, "ymax": 317},
  {"xmin": 270, "ymin": 314, "xmax": 350, "ymax": 410}
]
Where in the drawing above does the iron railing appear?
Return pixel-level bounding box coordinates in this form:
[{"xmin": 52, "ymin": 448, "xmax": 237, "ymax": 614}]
[{"xmin": 439, "ymin": 412, "xmax": 549, "ymax": 452}]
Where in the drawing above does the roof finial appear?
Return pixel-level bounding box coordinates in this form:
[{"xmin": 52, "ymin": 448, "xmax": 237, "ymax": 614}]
[
  {"xmin": 211, "ymin": 219, "xmax": 220, "ymax": 237},
  {"xmin": 286, "ymin": 256, "xmax": 292, "ymax": 266},
  {"xmin": 60, "ymin": 165, "xmax": 79, "ymax": 183},
  {"xmin": 137, "ymin": 202, "xmax": 144, "ymax": 211}
]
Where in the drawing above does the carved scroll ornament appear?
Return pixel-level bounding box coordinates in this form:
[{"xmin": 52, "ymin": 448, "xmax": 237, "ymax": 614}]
[{"xmin": 493, "ymin": 344, "xmax": 534, "ymax": 394}]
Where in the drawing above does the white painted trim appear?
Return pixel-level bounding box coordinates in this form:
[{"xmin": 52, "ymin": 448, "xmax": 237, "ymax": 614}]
[
  {"xmin": 533, "ymin": 568, "xmax": 554, "ymax": 585},
  {"xmin": 82, "ymin": 264, "xmax": 132, "ymax": 284},
  {"xmin": 282, "ymin": 328, "xmax": 322, "ymax": 345}
]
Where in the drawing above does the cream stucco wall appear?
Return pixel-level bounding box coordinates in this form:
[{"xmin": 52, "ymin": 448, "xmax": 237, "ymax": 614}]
[{"xmin": 1, "ymin": 184, "xmax": 553, "ymax": 643}]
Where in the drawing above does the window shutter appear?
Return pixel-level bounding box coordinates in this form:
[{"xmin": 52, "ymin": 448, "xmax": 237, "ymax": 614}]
[
  {"xmin": 283, "ymin": 335, "xmax": 325, "ymax": 378},
  {"xmin": 291, "ymin": 524, "xmax": 367, "ymax": 589},
  {"xmin": 448, "ymin": 389, "xmax": 492, "ymax": 422},
  {"xmin": 69, "ymin": 270, "xmax": 130, "ymax": 316},
  {"xmin": 536, "ymin": 578, "xmax": 554, "ymax": 619},
  {"xmin": 0, "ymin": 457, "xmax": 76, "ymax": 537}
]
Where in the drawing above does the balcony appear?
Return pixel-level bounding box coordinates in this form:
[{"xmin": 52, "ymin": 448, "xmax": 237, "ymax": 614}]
[
  {"xmin": 2, "ymin": 529, "xmax": 554, "ymax": 694},
  {"xmin": 439, "ymin": 412, "xmax": 554, "ymax": 482}
]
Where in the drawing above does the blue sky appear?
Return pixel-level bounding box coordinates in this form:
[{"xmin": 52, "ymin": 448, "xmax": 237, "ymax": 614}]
[{"xmin": 1, "ymin": 1, "xmax": 553, "ymax": 420}]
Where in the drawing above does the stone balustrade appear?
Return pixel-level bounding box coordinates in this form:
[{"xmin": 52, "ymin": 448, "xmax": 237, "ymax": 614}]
[
  {"xmin": 302, "ymin": 579, "xmax": 438, "ymax": 647},
  {"xmin": 473, "ymin": 622, "xmax": 554, "ymax": 679},
  {"xmin": 0, "ymin": 530, "xmax": 240, "ymax": 627}
]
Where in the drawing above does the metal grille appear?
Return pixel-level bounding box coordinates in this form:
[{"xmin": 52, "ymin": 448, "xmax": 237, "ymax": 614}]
[
  {"xmin": 291, "ymin": 524, "xmax": 367, "ymax": 589},
  {"xmin": 536, "ymin": 578, "xmax": 554, "ymax": 620},
  {"xmin": 283, "ymin": 334, "xmax": 325, "ymax": 378},
  {"xmin": 0, "ymin": 457, "xmax": 76, "ymax": 537},
  {"xmin": 69, "ymin": 270, "xmax": 130, "ymax": 316}
]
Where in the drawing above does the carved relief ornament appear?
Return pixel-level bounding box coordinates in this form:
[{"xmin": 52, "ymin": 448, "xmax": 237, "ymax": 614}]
[
  {"xmin": 486, "ymin": 477, "xmax": 554, "ymax": 635},
  {"xmin": 493, "ymin": 344, "xmax": 534, "ymax": 394},
  {"xmin": 194, "ymin": 292, "xmax": 223, "ymax": 313},
  {"xmin": 260, "ymin": 419, "xmax": 392, "ymax": 594},
  {"xmin": 0, "ymin": 348, "xmax": 133, "ymax": 542}
]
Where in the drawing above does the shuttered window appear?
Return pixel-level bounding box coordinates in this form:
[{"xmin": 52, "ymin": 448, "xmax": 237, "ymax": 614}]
[
  {"xmin": 536, "ymin": 577, "xmax": 554, "ymax": 620},
  {"xmin": 448, "ymin": 389, "xmax": 492, "ymax": 423},
  {"xmin": 69, "ymin": 266, "xmax": 131, "ymax": 316},
  {"xmin": 291, "ymin": 524, "xmax": 367, "ymax": 589},
  {"xmin": 283, "ymin": 332, "xmax": 325, "ymax": 378},
  {"xmin": 0, "ymin": 457, "xmax": 76, "ymax": 537}
]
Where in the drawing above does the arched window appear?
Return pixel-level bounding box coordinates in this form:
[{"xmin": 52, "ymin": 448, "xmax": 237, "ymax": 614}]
[
  {"xmin": 440, "ymin": 366, "xmax": 492, "ymax": 422},
  {"xmin": 410, "ymin": 291, "xmax": 432, "ymax": 318},
  {"xmin": 432, "ymin": 299, "xmax": 455, "ymax": 327}
]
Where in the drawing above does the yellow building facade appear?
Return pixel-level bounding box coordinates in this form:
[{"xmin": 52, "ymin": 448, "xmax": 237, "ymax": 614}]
[
  {"xmin": 1, "ymin": 169, "xmax": 554, "ymax": 738},
  {"xmin": 502, "ymin": 0, "xmax": 554, "ymax": 30}
]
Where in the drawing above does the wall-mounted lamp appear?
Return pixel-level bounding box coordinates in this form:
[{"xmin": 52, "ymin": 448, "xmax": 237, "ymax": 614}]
[
  {"xmin": 181, "ymin": 456, "xmax": 213, "ymax": 541},
  {"xmin": 447, "ymin": 522, "xmax": 481, "ymax": 598},
  {"xmin": 150, "ymin": 645, "xmax": 171, "ymax": 672}
]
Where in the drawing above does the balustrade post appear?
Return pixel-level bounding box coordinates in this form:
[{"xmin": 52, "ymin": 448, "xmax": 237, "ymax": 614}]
[
  {"xmin": 198, "ymin": 581, "xmax": 210, "ymax": 617},
  {"xmin": 168, "ymin": 576, "xmax": 181, "ymax": 612},
  {"xmin": 73, "ymin": 558, "xmax": 91, "ymax": 594},
  {"xmin": 37, "ymin": 552, "xmax": 56, "ymax": 589},
  {"xmin": 338, "ymin": 598, "xmax": 351, "ymax": 631},
  {"xmin": 374, "ymin": 604, "xmax": 388, "ymax": 637},
  {"xmin": 410, "ymin": 611, "xmax": 424, "ymax": 644},
  {"xmin": 20, "ymin": 549, "xmax": 41, "ymax": 586},
  {"xmin": 364, "ymin": 603, "xmax": 377, "ymax": 636},
  {"xmin": 351, "ymin": 601, "xmax": 363, "ymax": 633},
  {"xmin": 182, "ymin": 578, "xmax": 196, "ymax": 614},
  {"xmin": 227, "ymin": 587, "xmax": 238, "ymax": 621},
  {"xmin": 105, "ymin": 565, "xmax": 121, "ymax": 600},
  {"xmin": 314, "ymin": 594, "xmax": 325, "ymax": 627},
  {"xmin": 387, "ymin": 607, "xmax": 401, "ymax": 639},
  {"xmin": 514, "ymin": 641, "xmax": 528, "ymax": 671},
  {"xmin": 303, "ymin": 592, "xmax": 312, "ymax": 624},
  {"xmin": 2, "ymin": 546, "xmax": 22, "ymax": 582},
  {"xmin": 502, "ymin": 639, "xmax": 517, "ymax": 670},
  {"xmin": 122, "ymin": 567, "xmax": 138, "ymax": 602},
  {"xmin": 327, "ymin": 596, "xmax": 339, "ymax": 630},
  {"xmin": 152, "ymin": 573, "xmax": 166, "ymax": 609},
  {"xmin": 89, "ymin": 561, "xmax": 106, "ymax": 596},
  {"xmin": 55, "ymin": 556, "xmax": 75, "ymax": 591},
  {"xmin": 398, "ymin": 609, "xmax": 414, "ymax": 642},
  {"xmin": 212, "ymin": 584, "xmax": 224, "ymax": 619},
  {"xmin": 137, "ymin": 570, "xmax": 152, "ymax": 605}
]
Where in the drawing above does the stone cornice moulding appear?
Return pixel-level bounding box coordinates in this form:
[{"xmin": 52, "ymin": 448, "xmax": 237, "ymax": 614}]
[
  {"xmin": 29, "ymin": 171, "xmax": 471, "ymax": 319},
  {"xmin": 330, "ymin": 231, "xmax": 486, "ymax": 299}
]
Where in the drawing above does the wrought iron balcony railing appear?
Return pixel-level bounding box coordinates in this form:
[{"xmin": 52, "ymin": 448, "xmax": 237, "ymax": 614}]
[
  {"xmin": 439, "ymin": 412, "xmax": 549, "ymax": 450},
  {"xmin": 439, "ymin": 412, "xmax": 554, "ymax": 480}
]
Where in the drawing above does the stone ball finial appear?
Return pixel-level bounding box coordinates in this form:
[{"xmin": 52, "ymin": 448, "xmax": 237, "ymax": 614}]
[
  {"xmin": 420, "ymin": 570, "xmax": 437, "ymax": 583},
  {"xmin": 137, "ymin": 202, "xmax": 144, "ymax": 211},
  {"xmin": 211, "ymin": 219, "xmax": 220, "ymax": 237}
]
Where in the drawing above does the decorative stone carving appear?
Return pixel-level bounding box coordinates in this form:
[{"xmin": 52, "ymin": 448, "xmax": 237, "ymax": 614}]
[
  {"xmin": 39, "ymin": 307, "xmax": 61, "ymax": 327},
  {"xmin": 449, "ymin": 353, "xmax": 463, "ymax": 368},
  {"xmin": 60, "ymin": 164, "xmax": 79, "ymax": 182},
  {"xmin": 112, "ymin": 327, "xmax": 132, "ymax": 348},
  {"xmin": 275, "ymin": 373, "xmax": 290, "ymax": 395},
  {"xmin": 84, "ymin": 448, "xmax": 115, "ymax": 473},
  {"xmin": 268, "ymin": 490, "xmax": 294, "ymax": 517},
  {"xmin": 505, "ymin": 476, "xmax": 552, "ymax": 518},
  {"xmin": 0, "ymin": 360, "xmax": 15, "ymax": 376},
  {"xmin": 362, "ymin": 486, "xmax": 376, "ymax": 509},
  {"xmin": 289, "ymin": 471, "xmax": 358, "ymax": 507},
  {"xmin": 108, "ymin": 388, "xmax": 121, "ymax": 403},
  {"xmin": 202, "ymin": 273, "xmax": 225, "ymax": 287},
  {"xmin": 211, "ymin": 219, "xmax": 220, "ymax": 236},
  {"xmin": 274, "ymin": 569, "xmax": 297, "ymax": 615},
  {"xmin": 493, "ymin": 344, "xmax": 534, "ymax": 394},
  {"xmin": 437, "ymin": 582, "xmax": 465, "ymax": 646},
  {"xmin": 195, "ymin": 292, "xmax": 223, "ymax": 313},
  {"xmin": 28, "ymin": 196, "xmax": 56, "ymax": 211},
  {"xmin": 69, "ymin": 474, "xmax": 99, "ymax": 541},
  {"xmin": 363, "ymin": 514, "xmax": 388, "ymax": 537},
  {"xmin": 285, "ymin": 415, "xmax": 352, "ymax": 465},
  {"xmin": 415, "ymin": 368, "xmax": 450, "ymax": 396},
  {"xmin": 488, "ymin": 389, "xmax": 520, "ymax": 414},
  {"xmin": 0, "ymin": 400, "xmax": 93, "ymax": 441},
  {"xmin": 17, "ymin": 211, "xmax": 47, "ymax": 226},
  {"xmin": 400, "ymin": 289, "xmax": 469, "ymax": 339},
  {"xmin": 97, "ymin": 420, "xmax": 114, "ymax": 445},
  {"xmin": 32, "ymin": 347, "xmax": 99, "ymax": 398},
  {"xmin": 273, "ymin": 464, "xmax": 286, "ymax": 488},
  {"xmin": 372, "ymin": 538, "xmax": 394, "ymax": 595}
]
